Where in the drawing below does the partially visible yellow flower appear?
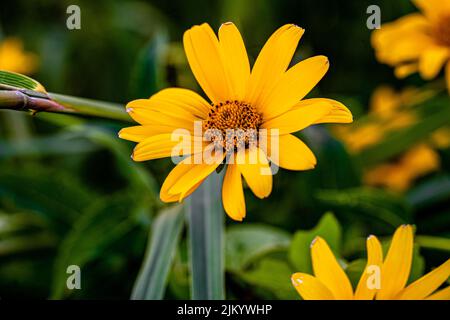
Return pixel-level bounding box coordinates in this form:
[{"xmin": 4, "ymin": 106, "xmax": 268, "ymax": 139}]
[
  {"xmin": 336, "ymin": 124, "xmax": 384, "ymax": 153},
  {"xmin": 336, "ymin": 86, "xmax": 417, "ymax": 153},
  {"xmin": 335, "ymin": 86, "xmax": 442, "ymax": 192},
  {"xmin": 291, "ymin": 225, "xmax": 450, "ymax": 300},
  {"xmin": 364, "ymin": 144, "xmax": 440, "ymax": 192},
  {"xmin": 431, "ymin": 127, "xmax": 450, "ymax": 149},
  {"xmin": 0, "ymin": 37, "xmax": 38, "ymax": 74},
  {"xmin": 372, "ymin": 0, "xmax": 450, "ymax": 91},
  {"xmin": 120, "ymin": 22, "xmax": 352, "ymax": 221}
]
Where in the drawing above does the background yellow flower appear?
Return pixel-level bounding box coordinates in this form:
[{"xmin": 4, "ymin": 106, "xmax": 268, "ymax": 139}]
[
  {"xmin": 372, "ymin": 0, "xmax": 450, "ymax": 92},
  {"xmin": 0, "ymin": 37, "xmax": 37, "ymax": 74}
]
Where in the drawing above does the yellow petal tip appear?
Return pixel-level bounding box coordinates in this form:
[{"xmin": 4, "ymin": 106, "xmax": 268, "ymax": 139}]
[
  {"xmin": 291, "ymin": 274, "xmax": 303, "ymax": 287},
  {"xmin": 310, "ymin": 236, "xmax": 322, "ymax": 248}
]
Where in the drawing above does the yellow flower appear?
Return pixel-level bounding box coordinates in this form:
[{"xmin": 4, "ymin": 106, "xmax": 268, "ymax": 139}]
[
  {"xmin": 372, "ymin": 0, "xmax": 450, "ymax": 91},
  {"xmin": 119, "ymin": 23, "xmax": 352, "ymax": 221},
  {"xmin": 0, "ymin": 37, "xmax": 38, "ymax": 74},
  {"xmin": 336, "ymin": 86, "xmax": 417, "ymax": 153},
  {"xmin": 291, "ymin": 225, "xmax": 450, "ymax": 300},
  {"xmin": 431, "ymin": 127, "xmax": 450, "ymax": 149},
  {"xmin": 335, "ymin": 86, "xmax": 442, "ymax": 191},
  {"xmin": 364, "ymin": 144, "xmax": 440, "ymax": 192}
]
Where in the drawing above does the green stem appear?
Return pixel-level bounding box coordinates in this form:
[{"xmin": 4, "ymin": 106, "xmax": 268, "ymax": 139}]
[
  {"xmin": 49, "ymin": 93, "xmax": 131, "ymax": 122},
  {"xmin": 0, "ymin": 90, "xmax": 131, "ymax": 122},
  {"xmin": 187, "ymin": 172, "xmax": 225, "ymax": 300}
]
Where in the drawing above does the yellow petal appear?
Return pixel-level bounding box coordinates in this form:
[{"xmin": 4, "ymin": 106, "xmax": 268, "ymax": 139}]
[
  {"xmin": 132, "ymin": 133, "xmax": 204, "ymax": 162},
  {"xmin": 169, "ymin": 152, "xmax": 224, "ymax": 200},
  {"xmin": 372, "ymin": 13, "xmax": 429, "ymax": 47},
  {"xmin": 354, "ymin": 235, "xmax": 383, "ymax": 300},
  {"xmin": 262, "ymin": 101, "xmax": 333, "ymax": 134},
  {"xmin": 381, "ymin": 34, "xmax": 431, "ymax": 65},
  {"xmin": 119, "ymin": 125, "xmax": 180, "ymax": 142},
  {"xmin": 413, "ymin": 0, "xmax": 450, "ymax": 20},
  {"xmin": 236, "ymin": 147, "xmax": 272, "ymax": 199},
  {"xmin": 395, "ymin": 63, "xmax": 419, "ymax": 79},
  {"xmin": 311, "ymin": 236, "xmax": 354, "ymax": 299},
  {"xmin": 377, "ymin": 225, "xmax": 414, "ymax": 300},
  {"xmin": 222, "ymin": 164, "xmax": 246, "ymax": 221},
  {"xmin": 264, "ymin": 134, "xmax": 316, "ymax": 171},
  {"xmin": 290, "ymin": 98, "xmax": 353, "ymax": 125},
  {"xmin": 419, "ymin": 46, "xmax": 449, "ymax": 80},
  {"xmin": 372, "ymin": 13, "xmax": 432, "ymax": 65},
  {"xmin": 426, "ymin": 286, "xmax": 450, "ymax": 300},
  {"xmin": 126, "ymin": 102, "xmax": 196, "ymax": 131},
  {"xmin": 397, "ymin": 259, "xmax": 450, "ymax": 300},
  {"xmin": 160, "ymin": 156, "xmax": 202, "ymax": 202},
  {"xmin": 183, "ymin": 23, "xmax": 231, "ymax": 104},
  {"xmin": 149, "ymin": 88, "xmax": 211, "ymax": 118},
  {"xmin": 126, "ymin": 88, "xmax": 210, "ymax": 127},
  {"xmin": 218, "ymin": 22, "xmax": 250, "ymax": 100},
  {"xmin": 245, "ymin": 24, "xmax": 305, "ymax": 110},
  {"xmin": 291, "ymin": 273, "xmax": 335, "ymax": 300},
  {"xmin": 261, "ymin": 56, "xmax": 330, "ymax": 119}
]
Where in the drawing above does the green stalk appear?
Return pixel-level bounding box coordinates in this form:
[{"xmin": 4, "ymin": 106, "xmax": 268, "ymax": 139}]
[
  {"xmin": 187, "ymin": 172, "xmax": 225, "ymax": 300},
  {"xmin": 0, "ymin": 90, "xmax": 131, "ymax": 122},
  {"xmin": 0, "ymin": 71, "xmax": 130, "ymax": 122},
  {"xmin": 49, "ymin": 93, "xmax": 131, "ymax": 122}
]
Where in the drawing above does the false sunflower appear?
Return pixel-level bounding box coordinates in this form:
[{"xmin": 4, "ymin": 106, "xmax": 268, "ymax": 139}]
[
  {"xmin": 291, "ymin": 225, "xmax": 450, "ymax": 300},
  {"xmin": 364, "ymin": 144, "xmax": 440, "ymax": 192},
  {"xmin": 372, "ymin": 0, "xmax": 450, "ymax": 91},
  {"xmin": 120, "ymin": 22, "xmax": 352, "ymax": 220},
  {"xmin": 0, "ymin": 37, "xmax": 37, "ymax": 74},
  {"xmin": 335, "ymin": 86, "xmax": 419, "ymax": 153}
]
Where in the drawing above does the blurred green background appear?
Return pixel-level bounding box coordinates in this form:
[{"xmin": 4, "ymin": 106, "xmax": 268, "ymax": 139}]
[{"xmin": 0, "ymin": 0, "xmax": 449, "ymax": 299}]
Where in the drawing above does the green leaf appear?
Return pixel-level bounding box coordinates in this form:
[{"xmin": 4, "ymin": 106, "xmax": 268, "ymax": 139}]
[
  {"xmin": 316, "ymin": 187, "xmax": 411, "ymax": 227},
  {"xmin": 131, "ymin": 205, "xmax": 184, "ymax": 300},
  {"xmin": 0, "ymin": 70, "xmax": 46, "ymax": 92},
  {"xmin": 357, "ymin": 95, "xmax": 450, "ymax": 166},
  {"xmin": 77, "ymin": 125, "xmax": 158, "ymax": 195},
  {"xmin": 409, "ymin": 247, "xmax": 425, "ymax": 283},
  {"xmin": 238, "ymin": 258, "xmax": 298, "ymax": 300},
  {"xmin": 0, "ymin": 212, "xmax": 54, "ymax": 257},
  {"xmin": 302, "ymin": 127, "xmax": 361, "ymax": 189},
  {"xmin": 0, "ymin": 132, "xmax": 98, "ymax": 157},
  {"xmin": 130, "ymin": 32, "xmax": 169, "ymax": 97},
  {"xmin": 288, "ymin": 212, "xmax": 342, "ymax": 274},
  {"xmin": 50, "ymin": 195, "xmax": 144, "ymax": 299},
  {"xmin": 0, "ymin": 231, "xmax": 56, "ymax": 257},
  {"xmin": 167, "ymin": 241, "xmax": 190, "ymax": 299},
  {"xmin": 407, "ymin": 175, "xmax": 450, "ymax": 209},
  {"xmin": 187, "ymin": 172, "xmax": 225, "ymax": 300},
  {"xmin": 345, "ymin": 259, "xmax": 366, "ymax": 288},
  {"xmin": 0, "ymin": 168, "xmax": 93, "ymax": 230},
  {"xmin": 415, "ymin": 236, "xmax": 450, "ymax": 252},
  {"xmin": 226, "ymin": 224, "xmax": 290, "ymax": 272}
]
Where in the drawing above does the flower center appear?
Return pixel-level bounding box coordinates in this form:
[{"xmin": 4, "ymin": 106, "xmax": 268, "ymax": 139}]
[
  {"xmin": 203, "ymin": 100, "xmax": 262, "ymax": 152},
  {"xmin": 434, "ymin": 15, "xmax": 450, "ymax": 47}
]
